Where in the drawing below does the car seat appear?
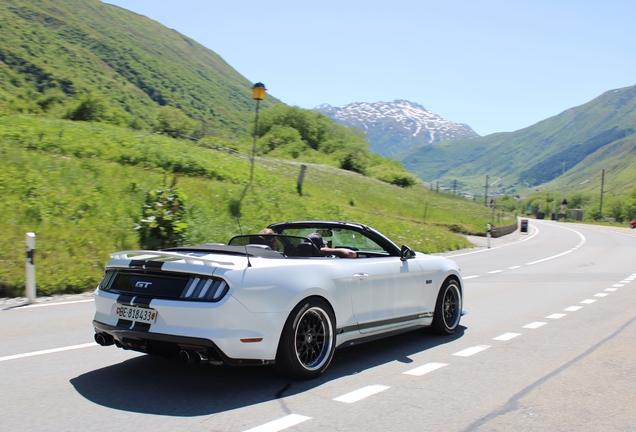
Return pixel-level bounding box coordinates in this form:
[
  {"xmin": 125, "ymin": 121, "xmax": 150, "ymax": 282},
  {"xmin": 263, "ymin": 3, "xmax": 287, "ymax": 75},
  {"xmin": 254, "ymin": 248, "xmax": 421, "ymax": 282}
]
[{"xmin": 296, "ymin": 241, "xmax": 321, "ymax": 257}]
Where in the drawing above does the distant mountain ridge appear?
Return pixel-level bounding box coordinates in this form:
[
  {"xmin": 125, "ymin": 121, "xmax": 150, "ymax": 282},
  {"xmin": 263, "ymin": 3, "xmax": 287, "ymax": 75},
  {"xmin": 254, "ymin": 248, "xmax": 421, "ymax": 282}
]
[
  {"xmin": 315, "ymin": 100, "xmax": 479, "ymax": 157},
  {"xmin": 398, "ymin": 84, "xmax": 636, "ymax": 197}
]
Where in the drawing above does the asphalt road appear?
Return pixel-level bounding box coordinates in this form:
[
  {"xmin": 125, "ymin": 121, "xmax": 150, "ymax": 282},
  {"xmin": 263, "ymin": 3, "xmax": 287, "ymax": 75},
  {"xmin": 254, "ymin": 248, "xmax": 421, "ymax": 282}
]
[{"xmin": 1, "ymin": 220, "xmax": 634, "ymax": 431}]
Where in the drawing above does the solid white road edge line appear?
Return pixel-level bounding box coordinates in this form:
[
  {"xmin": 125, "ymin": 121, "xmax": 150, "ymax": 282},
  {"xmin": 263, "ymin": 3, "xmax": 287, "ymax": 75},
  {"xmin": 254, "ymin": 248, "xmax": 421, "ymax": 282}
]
[
  {"xmin": 333, "ymin": 385, "xmax": 390, "ymax": 403},
  {"xmin": 243, "ymin": 414, "xmax": 311, "ymax": 432},
  {"xmin": 4, "ymin": 299, "xmax": 94, "ymax": 310},
  {"xmin": 447, "ymin": 225, "xmax": 540, "ymax": 258},
  {"xmin": 525, "ymin": 224, "xmax": 586, "ymax": 266},
  {"xmin": 0, "ymin": 343, "xmax": 97, "ymax": 362}
]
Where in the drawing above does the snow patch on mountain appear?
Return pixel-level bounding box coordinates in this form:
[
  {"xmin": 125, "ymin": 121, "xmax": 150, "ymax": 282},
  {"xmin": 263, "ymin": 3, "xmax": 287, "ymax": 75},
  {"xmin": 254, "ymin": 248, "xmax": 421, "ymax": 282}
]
[{"xmin": 316, "ymin": 100, "xmax": 478, "ymax": 144}]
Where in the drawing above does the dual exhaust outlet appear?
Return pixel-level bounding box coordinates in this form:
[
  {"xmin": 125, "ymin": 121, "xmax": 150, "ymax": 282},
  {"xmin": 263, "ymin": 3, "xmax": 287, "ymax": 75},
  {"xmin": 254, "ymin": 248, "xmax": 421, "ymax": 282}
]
[
  {"xmin": 94, "ymin": 333, "xmax": 211, "ymax": 364},
  {"xmin": 179, "ymin": 349, "xmax": 209, "ymax": 364}
]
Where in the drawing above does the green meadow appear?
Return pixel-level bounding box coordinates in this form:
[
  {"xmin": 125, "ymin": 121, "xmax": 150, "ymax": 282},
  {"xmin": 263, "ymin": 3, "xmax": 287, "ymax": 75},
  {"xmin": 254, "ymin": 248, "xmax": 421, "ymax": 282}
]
[
  {"xmin": 0, "ymin": 116, "xmax": 513, "ymax": 296},
  {"xmin": 0, "ymin": 115, "xmax": 512, "ymax": 297}
]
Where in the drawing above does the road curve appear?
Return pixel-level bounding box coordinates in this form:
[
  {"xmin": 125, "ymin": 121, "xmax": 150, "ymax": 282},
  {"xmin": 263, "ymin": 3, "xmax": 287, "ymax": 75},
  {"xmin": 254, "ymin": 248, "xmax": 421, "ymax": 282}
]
[{"xmin": 1, "ymin": 220, "xmax": 635, "ymax": 431}]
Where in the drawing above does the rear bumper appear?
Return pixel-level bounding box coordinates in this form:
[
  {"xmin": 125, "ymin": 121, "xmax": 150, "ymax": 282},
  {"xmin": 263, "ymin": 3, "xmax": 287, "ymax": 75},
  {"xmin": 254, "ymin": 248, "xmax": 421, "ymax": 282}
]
[{"xmin": 93, "ymin": 320, "xmax": 273, "ymax": 366}]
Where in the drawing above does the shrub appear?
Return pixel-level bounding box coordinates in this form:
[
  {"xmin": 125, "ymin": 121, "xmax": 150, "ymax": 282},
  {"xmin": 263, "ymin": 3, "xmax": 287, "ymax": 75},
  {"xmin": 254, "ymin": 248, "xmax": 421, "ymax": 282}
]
[
  {"xmin": 65, "ymin": 93, "xmax": 109, "ymax": 122},
  {"xmin": 136, "ymin": 176, "xmax": 189, "ymax": 249},
  {"xmin": 154, "ymin": 106, "xmax": 195, "ymax": 138}
]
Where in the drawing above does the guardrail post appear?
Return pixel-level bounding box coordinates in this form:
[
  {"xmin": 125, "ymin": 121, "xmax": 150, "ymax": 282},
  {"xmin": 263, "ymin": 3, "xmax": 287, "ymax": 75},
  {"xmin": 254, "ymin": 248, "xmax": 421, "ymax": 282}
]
[{"xmin": 26, "ymin": 232, "xmax": 36, "ymax": 303}]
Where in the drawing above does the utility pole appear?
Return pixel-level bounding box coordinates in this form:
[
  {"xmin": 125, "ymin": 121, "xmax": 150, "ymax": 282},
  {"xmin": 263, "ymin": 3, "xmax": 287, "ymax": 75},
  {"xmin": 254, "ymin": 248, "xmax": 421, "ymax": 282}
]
[
  {"xmin": 484, "ymin": 175, "xmax": 489, "ymax": 207},
  {"xmin": 599, "ymin": 168, "xmax": 605, "ymax": 219}
]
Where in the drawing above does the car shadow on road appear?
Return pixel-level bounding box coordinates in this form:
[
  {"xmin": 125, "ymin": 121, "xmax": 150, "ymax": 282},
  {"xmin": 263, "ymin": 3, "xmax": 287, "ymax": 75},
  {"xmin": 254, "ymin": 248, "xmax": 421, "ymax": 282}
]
[{"xmin": 70, "ymin": 326, "xmax": 465, "ymax": 417}]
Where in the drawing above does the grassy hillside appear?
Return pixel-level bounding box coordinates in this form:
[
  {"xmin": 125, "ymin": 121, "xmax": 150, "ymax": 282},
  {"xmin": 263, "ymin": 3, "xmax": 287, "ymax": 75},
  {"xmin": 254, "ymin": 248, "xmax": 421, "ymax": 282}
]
[
  {"xmin": 0, "ymin": 115, "xmax": 508, "ymax": 298},
  {"xmin": 400, "ymin": 85, "xmax": 636, "ymax": 198},
  {"xmin": 0, "ymin": 0, "xmax": 278, "ymax": 137}
]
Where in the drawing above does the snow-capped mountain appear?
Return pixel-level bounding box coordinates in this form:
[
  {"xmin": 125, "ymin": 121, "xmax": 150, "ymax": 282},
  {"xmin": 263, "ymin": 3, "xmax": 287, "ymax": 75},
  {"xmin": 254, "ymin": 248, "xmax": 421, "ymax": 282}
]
[{"xmin": 315, "ymin": 100, "xmax": 479, "ymax": 157}]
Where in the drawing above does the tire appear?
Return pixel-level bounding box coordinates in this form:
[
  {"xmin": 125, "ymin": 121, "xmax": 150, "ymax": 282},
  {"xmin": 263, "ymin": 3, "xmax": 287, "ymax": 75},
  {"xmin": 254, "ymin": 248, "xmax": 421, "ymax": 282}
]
[
  {"xmin": 431, "ymin": 278, "xmax": 462, "ymax": 335},
  {"xmin": 275, "ymin": 298, "xmax": 336, "ymax": 379}
]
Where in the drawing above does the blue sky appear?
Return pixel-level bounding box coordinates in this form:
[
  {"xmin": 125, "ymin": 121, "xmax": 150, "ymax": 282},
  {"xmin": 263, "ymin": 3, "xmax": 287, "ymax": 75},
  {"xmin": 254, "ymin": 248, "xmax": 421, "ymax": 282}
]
[{"xmin": 104, "ymin": 0, "xmax": 636, "ymax": 136}]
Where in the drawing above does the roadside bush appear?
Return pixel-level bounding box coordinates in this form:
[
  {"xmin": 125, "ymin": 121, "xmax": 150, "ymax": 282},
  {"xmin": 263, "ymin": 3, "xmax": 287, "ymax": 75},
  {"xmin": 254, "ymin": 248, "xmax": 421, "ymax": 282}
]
[{"xmin": 136, "ymin": 176, "xmax": 189, "ymax": 249}]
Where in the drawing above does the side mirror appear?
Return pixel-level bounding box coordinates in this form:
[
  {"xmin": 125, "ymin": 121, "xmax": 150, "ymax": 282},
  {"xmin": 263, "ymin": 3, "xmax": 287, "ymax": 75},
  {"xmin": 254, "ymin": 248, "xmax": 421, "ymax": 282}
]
[{"xmin": 400, "ymin": 245, "xmax": 416, "ymax": 261}]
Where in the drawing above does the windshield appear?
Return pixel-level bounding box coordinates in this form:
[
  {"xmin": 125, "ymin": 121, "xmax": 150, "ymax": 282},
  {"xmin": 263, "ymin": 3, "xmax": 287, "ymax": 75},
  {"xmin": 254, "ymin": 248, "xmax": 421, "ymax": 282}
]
[{"xmin": 277, "ymin": 228, "xmax": 388, "ymax": 254}]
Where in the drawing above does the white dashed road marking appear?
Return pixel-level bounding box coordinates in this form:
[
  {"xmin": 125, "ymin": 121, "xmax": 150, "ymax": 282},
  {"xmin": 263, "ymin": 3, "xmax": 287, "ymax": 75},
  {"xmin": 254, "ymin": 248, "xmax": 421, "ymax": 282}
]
[
  {"xmin": 493, "ymin": 333, "xmax": 521, "ymax": 341},
  {"xmin": 523, "ymin": 322, "xmax": 547, "ymax": 329},
  {"xmin": 546, "ymin": 313, "xmax": 566, "ymax": 319},
  {"xmin": 464, "ymin": 275, "xmax": 480, "ymax": 280},
  {"xmin": 580, "ymin": 299, "xmax": 597, "ymax": 304},
  {"xmin": 612, "ymin": 284, "xmax": 624, "ymax": 288},
  {"xmin": 453, "ymin": 345, "xmax": 490, "ymax": 357},
  {"xmin": 488, "ymin": 270, "xmax": 503, "ymax": 274},
  {"xmin": 244, "ymin": 414, "xmax": 311, "ymax": 432},
  {"xmin": 594, "ymin": 293, "xmax": 608, "ymax": 297},
  {"xmin": 333, "ymin": 385, "xmax": 390, "ymax": 404},
  {"xmin": 404, "ymin": 362, "xmax": 448, "ymax": 376},
  {"xmin": 564, "ymin": 306, "xmax": 583, "ymax": 312},
  {"xmin": 605, "ymin": 288, "xmax": 618, "ymax": 292}
]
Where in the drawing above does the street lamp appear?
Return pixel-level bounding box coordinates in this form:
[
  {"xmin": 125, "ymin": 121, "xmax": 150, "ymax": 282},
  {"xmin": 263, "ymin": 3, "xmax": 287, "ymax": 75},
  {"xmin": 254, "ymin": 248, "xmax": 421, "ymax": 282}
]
[{"xmin": 250, "ymin": 82, "xmax": 266, "ymax": 184}]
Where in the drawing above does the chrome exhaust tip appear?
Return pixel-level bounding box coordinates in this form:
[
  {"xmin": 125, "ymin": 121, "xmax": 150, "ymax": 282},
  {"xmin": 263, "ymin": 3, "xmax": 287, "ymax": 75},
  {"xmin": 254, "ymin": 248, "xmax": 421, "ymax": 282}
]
[
  {"xmin": 179, "ymin": 349, "xmax": 191, "ymax": 363},
  {"xmin": 94, "ymin": 333, "xmax": 114, "ymax": 346},
  {"xmin": 193, "ymin": 351, "xmax": 209, "ymax": 364}
]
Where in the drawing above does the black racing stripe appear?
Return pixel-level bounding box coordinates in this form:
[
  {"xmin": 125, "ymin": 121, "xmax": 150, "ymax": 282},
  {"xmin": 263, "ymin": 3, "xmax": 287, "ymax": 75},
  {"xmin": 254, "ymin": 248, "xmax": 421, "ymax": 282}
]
[
  {"xmin": 129, "ymin": 260, "xmax": 164, "ymax": 269},
  {"xmin": 117, "ymin": 319, "xmax": 133, "ymax": 328},
  {"xmin": 130, "ymin": 322, "xmax": 151, "ymax": 332},
  {"xmin": 132, "ymin": 297, "xmax": 152, "ymax": 307},
  {"xmin": 357, "ymin": 313, "xmax": 423, "ymax": 330},
  {"xmin": 337, "ymin": 313, "xmax": 425, "ymax": 335},
  {"xmin": 337, "ymin": 324, "xmax": 359, "ymax": 334},
  {"xmin": 117, "ymin": 294, "xmax": 135, "ymax": 305}
]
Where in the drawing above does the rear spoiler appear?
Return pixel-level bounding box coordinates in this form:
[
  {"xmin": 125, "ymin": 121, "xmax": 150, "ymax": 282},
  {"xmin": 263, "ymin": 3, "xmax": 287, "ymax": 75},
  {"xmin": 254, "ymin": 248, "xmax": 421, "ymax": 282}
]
[{"xmin": 109, "ymin": 250, "xmax": 237, "ymax": 267}]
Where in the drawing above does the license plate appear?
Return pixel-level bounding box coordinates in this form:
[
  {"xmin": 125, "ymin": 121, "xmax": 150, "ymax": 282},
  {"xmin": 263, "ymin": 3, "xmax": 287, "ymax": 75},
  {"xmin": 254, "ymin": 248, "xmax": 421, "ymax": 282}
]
[{"xmin": 115, "ymin": 305, "xmax": 157, "ymax": 324}]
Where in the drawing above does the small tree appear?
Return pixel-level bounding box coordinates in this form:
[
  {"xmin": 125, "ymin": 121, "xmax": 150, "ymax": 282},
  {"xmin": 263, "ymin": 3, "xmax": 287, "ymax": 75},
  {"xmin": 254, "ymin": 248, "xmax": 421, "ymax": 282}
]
[
  {"xmin": 66, "ymin": 93, "xmax": 108, "ymax": 122},
  {"xmin": 136, "ymin": 176, "xmax": 188, "ymax": 249},
  {"xmin": 155, "ymin": 106, "xmax": 194, "ymax": 138}
]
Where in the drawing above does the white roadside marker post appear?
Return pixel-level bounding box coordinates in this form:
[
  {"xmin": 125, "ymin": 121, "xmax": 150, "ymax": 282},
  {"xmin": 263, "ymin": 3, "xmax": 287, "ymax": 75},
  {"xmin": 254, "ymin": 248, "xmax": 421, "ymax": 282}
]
[
  {"xmin": 486, "ymin": 223, "xmax": 491, "ymax": 249},
  {"xmin": 26, "ymin": 232, "xmax": 36, "ymax": 304}
]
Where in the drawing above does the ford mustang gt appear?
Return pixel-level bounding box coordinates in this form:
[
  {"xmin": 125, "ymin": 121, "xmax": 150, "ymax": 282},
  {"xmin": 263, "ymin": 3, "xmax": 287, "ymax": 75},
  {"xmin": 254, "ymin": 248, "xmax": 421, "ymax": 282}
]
[{"xmin": 93, "ymin": 220, "xmax": 464, "ymax": 379}]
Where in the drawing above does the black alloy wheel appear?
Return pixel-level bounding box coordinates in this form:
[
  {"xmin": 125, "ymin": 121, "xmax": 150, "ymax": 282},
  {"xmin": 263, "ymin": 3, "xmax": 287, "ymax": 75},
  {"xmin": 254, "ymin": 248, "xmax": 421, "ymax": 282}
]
[
  {"xmin": 431, "ymin": 279, "xmax": 462, "ymax": 335},
  {"xmin": 275, "ymin": 298, "xmax": 335, "ymax": 379}
]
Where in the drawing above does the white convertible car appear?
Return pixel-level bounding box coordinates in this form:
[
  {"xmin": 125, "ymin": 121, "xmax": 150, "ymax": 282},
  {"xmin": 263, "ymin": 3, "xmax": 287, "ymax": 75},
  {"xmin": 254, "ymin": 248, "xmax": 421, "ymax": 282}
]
[{"xmin": 93, "ymin": 220, "xmax": 463, "ymax": 379}]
